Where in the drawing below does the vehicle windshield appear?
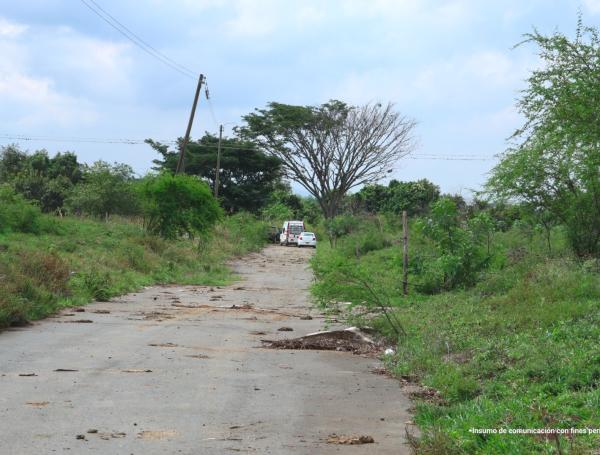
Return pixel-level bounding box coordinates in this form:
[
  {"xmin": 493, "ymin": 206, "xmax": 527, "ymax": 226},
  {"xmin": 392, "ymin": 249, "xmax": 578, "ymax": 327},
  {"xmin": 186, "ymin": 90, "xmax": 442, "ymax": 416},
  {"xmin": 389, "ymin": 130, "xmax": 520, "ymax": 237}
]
[{"xmin": 290, "ymin": 225, "xmax": 303, "ymax": 234}]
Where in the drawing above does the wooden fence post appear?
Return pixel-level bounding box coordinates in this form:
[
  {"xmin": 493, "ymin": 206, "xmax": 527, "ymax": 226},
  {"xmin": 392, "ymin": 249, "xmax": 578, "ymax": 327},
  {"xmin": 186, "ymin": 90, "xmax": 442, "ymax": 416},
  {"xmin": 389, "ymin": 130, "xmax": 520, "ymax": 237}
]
[{"xmin": 402, "ymin": 210, "xmax": 409, "ymax": 295}]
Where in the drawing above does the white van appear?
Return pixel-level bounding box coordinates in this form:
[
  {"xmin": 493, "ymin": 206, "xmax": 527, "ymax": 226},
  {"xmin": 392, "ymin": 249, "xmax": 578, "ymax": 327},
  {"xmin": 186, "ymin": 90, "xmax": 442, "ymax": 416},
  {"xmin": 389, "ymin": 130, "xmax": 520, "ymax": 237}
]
[{"xmin": 280, "ymin": 220, "xmax": 305, "ymax": 245}]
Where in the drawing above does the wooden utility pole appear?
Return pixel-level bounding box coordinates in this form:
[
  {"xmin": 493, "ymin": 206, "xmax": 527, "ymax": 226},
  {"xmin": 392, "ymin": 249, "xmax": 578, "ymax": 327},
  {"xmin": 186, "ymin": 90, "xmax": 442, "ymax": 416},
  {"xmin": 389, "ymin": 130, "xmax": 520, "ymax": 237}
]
[
  {"xmin": 176, "ymin": 73, "xmax": 204, "ymax": 174},
  {"xmin": 402, "ymin": 210, "xmax": 409, "ymax": 295},
  {"xmin": 215, "ymin": 124, "xmax": 223, "ymax": 198}
]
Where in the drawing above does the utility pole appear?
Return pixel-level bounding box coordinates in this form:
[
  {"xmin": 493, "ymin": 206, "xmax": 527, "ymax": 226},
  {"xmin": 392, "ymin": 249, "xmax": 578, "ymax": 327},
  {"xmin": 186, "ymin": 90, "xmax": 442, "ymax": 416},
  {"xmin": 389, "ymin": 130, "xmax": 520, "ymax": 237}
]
[
  {"xmin": 402, "ymin": 210, "xmax": 409, "ymax": 295},
  {"xmin": 215, "ymin": 124, "xmax": 223, "ymax": 198},
  {"xmin": 176, "ymin": 73, "xmax": 204, "ymax": 174}
]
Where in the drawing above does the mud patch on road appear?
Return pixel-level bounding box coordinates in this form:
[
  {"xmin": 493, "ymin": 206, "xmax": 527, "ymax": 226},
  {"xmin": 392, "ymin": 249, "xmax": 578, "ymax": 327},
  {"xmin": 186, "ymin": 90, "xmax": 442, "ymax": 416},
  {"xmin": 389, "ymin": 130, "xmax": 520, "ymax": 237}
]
[
  {"xmin": 326, "ymin": 434, "xmax": 375, "ymax": 445},
  {"xmin": 262, "ymin": 328, "xmax": 378, "ymax": 354}
]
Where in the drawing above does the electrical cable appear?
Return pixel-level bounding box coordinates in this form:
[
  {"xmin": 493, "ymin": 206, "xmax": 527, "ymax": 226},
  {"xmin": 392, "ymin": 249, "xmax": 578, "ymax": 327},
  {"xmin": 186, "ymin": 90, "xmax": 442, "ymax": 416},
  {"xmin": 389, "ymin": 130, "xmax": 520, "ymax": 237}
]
[
  {"xmin": 79, "ymin": 0, "xmax": 197, "ymax": 79},
  {"xmin": 0, "ymin": 134, "xmax": 496, "ymax": 161}
]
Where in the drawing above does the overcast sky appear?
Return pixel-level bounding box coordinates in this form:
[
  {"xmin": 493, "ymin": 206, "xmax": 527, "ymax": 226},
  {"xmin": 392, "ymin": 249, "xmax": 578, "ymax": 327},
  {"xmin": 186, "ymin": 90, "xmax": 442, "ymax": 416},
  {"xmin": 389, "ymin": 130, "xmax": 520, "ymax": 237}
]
[{"xmin": 1, "ymin": 0, "xmax": 599, "ymax": 196}]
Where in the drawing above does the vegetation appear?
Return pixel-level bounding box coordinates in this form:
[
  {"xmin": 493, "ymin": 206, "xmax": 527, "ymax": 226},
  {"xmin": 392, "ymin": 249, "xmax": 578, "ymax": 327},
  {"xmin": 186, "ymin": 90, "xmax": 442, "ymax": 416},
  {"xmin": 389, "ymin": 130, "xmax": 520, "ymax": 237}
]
[
  {"xmin": 487, "ymin": 20, "xmax": 600, "ymax": 258},
  {"xmin": 311, "ymin": 210, "xmax": 600, "ymax": 454},
  {"xmin": 139, "ymin": 173, "xmax": 221, "ymax": 239},
  {"xmin": 148, "ymin": 134, "xmax": 283, "ymax": 214},
  {"xmin": 66, "ymin": 161, "xmax": 140, "ymax": 218},
  {"xmin": 305, "ymin": 20, "xmax": 600, "ymax": 454},
  {"xmin": 240, "ymin": 100, "xmax": 416, "ymax": 219},
  {"xmin": 0, "ymin": 188, "xmax": 267, "ymax": 328}
]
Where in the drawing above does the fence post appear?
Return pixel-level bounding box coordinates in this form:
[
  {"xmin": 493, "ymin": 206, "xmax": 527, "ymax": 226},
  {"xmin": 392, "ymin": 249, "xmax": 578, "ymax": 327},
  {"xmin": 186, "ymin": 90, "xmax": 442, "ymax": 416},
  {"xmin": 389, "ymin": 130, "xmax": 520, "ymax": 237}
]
[{"xmin": 402, "ymin": 210, "xmax": 409, "ymax": 295}]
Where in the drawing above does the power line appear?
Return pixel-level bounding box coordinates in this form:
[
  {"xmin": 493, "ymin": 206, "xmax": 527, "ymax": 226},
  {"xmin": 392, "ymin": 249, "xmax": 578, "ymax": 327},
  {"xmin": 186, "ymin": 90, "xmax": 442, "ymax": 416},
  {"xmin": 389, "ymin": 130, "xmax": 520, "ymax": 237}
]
[
  {"xmin": 0, "ymin": 134, "xmax": 496, "ymax": 160},
  {"xmin": 79, "ymin": 0, "xmax": 197, "ymax": 79}
]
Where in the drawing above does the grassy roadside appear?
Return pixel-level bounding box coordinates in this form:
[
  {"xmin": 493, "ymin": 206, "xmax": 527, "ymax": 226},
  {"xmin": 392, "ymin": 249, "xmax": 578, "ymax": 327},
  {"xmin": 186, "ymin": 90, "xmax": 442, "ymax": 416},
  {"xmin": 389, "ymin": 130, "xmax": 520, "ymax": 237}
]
[
  {"xmin": 310, "ymin": 219, "xmax": 600, "ymax": 454},
  {"xmin": 0, "ymin": 212, "xmax": 267, "ymax": 328}
]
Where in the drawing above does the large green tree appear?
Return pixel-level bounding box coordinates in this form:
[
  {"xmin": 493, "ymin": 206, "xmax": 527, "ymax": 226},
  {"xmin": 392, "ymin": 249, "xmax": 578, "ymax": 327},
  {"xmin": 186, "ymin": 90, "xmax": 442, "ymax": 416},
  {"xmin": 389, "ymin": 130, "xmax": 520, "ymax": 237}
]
[
  {"xmin": 356, "ymin": 179, "xmax": 440, "ymax": 215},
  {"xmin": 487, "ymin": 20, "xmax": 600, "ymax": 257},
  {"xmin": 240, "ymin": 100, "xmax": 416, "ymax": 219},
  {"xmin": 65, "ymin": 161, "xmax": 138, "ymax": 219},
  {"xmin": 147, "ymin": 134, "xmax": 282, "ymax": 214},
  {"xmin": 0, "ymin": 145, "xmax": 82, "ymax": 213}
]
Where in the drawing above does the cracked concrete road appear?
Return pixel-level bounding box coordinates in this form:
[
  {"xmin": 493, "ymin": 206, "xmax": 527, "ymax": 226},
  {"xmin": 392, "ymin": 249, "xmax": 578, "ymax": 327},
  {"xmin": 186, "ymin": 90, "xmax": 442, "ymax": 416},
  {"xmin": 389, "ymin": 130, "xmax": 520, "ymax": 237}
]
[{"xmin": 0, "ymin": 245, "xmax": 413, "ymax": 454}]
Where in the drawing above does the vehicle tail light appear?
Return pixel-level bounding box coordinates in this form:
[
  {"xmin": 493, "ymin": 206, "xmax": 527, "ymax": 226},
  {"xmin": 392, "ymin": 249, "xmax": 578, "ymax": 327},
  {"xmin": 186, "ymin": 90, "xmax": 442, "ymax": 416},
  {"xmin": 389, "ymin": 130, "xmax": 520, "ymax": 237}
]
[{"xmin": 299, "ymin": 236, "xmax": 303, "ymax": 240}]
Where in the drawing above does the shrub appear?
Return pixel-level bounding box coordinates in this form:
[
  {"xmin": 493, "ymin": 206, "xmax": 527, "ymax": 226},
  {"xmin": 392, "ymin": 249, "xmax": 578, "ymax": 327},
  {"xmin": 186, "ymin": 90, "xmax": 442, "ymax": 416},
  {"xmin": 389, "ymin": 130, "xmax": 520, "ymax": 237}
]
[
  {"xmin": 66, "ymin": 161, "xmax": 140, "ymax": 218},
  {"xmin": 139, "ymin": 173, "xmax": 222, "ymax": 239},
  {"xmin": 0, "ymin": 185, "xmax": 43, "ymax": 233},
  {"xmin": 416, "ymin": 198, "xmax": 492, "ymax": 292}
]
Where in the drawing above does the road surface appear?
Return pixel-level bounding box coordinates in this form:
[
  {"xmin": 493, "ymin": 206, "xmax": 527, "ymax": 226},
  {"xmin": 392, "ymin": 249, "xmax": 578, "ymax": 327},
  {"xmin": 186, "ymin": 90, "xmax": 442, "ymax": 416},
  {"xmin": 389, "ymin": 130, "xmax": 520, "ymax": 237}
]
[{"xmin": 0, "ymin": 246, "xmax": 413, "ymax": 454}]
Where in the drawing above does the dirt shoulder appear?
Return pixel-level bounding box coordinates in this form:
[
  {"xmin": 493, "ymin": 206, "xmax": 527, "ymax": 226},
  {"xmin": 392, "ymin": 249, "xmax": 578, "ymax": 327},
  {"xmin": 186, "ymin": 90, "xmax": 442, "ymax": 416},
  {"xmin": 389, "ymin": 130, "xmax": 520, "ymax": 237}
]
[{"xmin": 0, "ymin": 245, "xmax": 414, "ymax": 454}]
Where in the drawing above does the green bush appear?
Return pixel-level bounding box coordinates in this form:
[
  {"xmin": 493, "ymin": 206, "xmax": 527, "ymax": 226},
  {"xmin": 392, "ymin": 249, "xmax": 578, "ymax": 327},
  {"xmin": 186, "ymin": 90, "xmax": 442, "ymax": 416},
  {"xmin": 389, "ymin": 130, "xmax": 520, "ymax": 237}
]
[
  {"xmin": 0, "ymin": 185, "xmax": 43, "ymax": 234},
  {"xmin": 139, "ymin": 173, "xmax": 222, "ymax": 239}
]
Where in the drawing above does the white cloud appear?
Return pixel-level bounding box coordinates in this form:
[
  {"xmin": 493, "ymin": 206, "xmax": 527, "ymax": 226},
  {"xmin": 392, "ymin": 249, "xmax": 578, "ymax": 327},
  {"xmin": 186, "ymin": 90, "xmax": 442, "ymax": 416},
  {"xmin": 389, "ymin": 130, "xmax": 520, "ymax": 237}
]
[{"xmin": 0, "ymin": 17, "xmax": 27, "ymax": 38}]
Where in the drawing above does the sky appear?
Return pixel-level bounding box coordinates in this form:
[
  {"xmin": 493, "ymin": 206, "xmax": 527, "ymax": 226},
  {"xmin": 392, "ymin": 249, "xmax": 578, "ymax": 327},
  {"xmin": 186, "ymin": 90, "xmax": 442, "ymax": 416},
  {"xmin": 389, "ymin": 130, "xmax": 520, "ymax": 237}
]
[{"xmin": 1, "ymin": 0, "xmax": 599, "ymax": 196}]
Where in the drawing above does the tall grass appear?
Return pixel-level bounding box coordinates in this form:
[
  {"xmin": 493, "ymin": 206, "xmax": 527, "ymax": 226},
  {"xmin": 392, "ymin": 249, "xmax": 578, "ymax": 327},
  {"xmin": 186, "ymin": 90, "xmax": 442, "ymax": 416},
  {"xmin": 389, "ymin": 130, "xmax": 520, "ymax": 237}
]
[
  {"xmin": 0, "ymin": 212, "xmax": 268, "ymax": 328},
  {"xmin": 310, "ymin": 216, "xmax": 600, "ymax": 454}
]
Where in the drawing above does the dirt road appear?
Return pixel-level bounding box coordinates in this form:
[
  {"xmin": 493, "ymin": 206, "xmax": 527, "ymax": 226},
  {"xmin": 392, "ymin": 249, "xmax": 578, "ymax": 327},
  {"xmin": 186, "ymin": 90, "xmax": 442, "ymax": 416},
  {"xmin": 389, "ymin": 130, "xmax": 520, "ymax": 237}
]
[{"xmin": 0, "ymin": 246, "xmax": 413, "ymax": 454}]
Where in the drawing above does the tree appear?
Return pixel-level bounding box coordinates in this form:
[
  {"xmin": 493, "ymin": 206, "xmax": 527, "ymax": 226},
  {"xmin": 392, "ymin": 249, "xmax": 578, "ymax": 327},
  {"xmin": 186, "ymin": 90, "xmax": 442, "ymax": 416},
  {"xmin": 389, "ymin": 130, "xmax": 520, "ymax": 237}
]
[
  {"xmin": 139, "ymin": 173, "xmax": 221, "ymax": 239},
  {"xmin": 66, "ymin": 161, "xmax": 138, "ymax": 218},
  {"xmin": 240, "ymin": 100, "xmax": 416, "ymax": 219},
  {"xmin": 356, "ymin": 179, "xmax": 440, "ymax": 215},
  {"xmin": 0, "ymin": 146, "xmax": 82, "ymax": 213},
  {"xmin": 487, "ymin": 19, "xmax": 600, "ymax": 257},
  {"xmin": 147, "ymin": 134, "xmax": 282, "ymax": 214}
]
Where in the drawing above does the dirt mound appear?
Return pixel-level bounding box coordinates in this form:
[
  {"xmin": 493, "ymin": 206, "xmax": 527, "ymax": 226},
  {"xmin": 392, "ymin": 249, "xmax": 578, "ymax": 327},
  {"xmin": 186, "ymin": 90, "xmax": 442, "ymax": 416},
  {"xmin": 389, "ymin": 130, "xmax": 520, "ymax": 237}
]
[{"xmin": 262, "ymin": 327, "xmax": 378, "ymax": 354}]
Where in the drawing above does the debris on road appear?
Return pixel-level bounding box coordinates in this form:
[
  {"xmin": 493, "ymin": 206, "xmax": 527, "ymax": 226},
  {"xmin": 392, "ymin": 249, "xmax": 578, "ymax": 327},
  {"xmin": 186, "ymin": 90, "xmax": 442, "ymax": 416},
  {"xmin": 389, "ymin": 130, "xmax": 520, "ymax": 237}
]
[
  {"xmin": 63, "ymin": 319, "xmax": 93, "ymax": 323},
  {"xmin": 249, "ymin": 330, "xmax": 267, "ymax": 335},
  {"xmin": 326, "ymin": 433, "xmax": 375, "ymax": 445},
  {"xmin": 18, "ymin": 373, "xmax": 37, "ymax": 377},
  {"xmin": 97, "ymin": 431, "xmax": 127, "ymax": 440},
  {"xmin": 137, "ymin": 430, "xmax": 178, "ymax": 440},
  {"xmin": 263, "ymin": 327, "xmax": 377, "ymax": 354},
  {"xmin": 87, "ymin": 429, "xmax": 98, "ymax": 434},
  {"xmin": 75, "ymin": 434, "xmax": 86, "ymax": 440},
  {"xmin": 122, "ymin": 369, "xmax": 152, "ymax": 373},
  {"xmin": 54, "ymin": 369, "xmax": 78, "ymax": 372},
  {"xmin": 148, "ymin": 342, "xmax": 178, "ymax": 347},
  {"xmin": 299, "ymin": 315, "xmax": 313, "ymax": 320},
  {"xmin": 278, "ymin": 327, "xmax": 294, "ymax": 332},
  {"xmin": 92, "ymin": 310, "xmax": 110, "ymax": 314},
  {"xmin": 25, "ymin": 401, "xmax": 49, "ymax": 407}
]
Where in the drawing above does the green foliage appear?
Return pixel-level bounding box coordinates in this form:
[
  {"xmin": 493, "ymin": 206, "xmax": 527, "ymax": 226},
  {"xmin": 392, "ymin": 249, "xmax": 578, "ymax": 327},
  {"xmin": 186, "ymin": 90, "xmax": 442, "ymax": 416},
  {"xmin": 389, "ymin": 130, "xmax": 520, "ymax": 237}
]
[
  {"xmin": 0, "ymin": 212, "xmax": 267, "ymax": 329},
  {"xmin": 66, "ymin": 161, "xmax": 139, "ymax": 218},
  {"xmin": 0, "ymin": 145, "xmax": 82, "ymax": 213},
  {"xmin": 241, "ymin": 100, "xmax": 416, "ymax": 219},
  {"xmin": 487, "ymin": 20, "xmax": 600, "ymax": 258},
  {"xmin": 147, "ymin": 134, "xmax": 283, "ymax": 214},
  {"xmin": 0, "ymin": 185, "xmax": 44, "ymax": 234},
  {"xmin": 356, "ymin": 179, "xmax": 440, "ymax": 215},
  {"xmin": 416, "ymin": 198, "xmax": 492, "ymax": 292},
  {"xmin": 310, "ymin": 212, "xmax": 600, "ymax": 453},
  {"xmin": 261, "ymin": 184, "xmax": 322, "ymax": 226},
  {"xmin": 324, "ymin": 214, "xmax": 359, "ymax": 247},
  {"xmin": 139, "ymin": 173, "xmax": 221, "ymax": 239}
]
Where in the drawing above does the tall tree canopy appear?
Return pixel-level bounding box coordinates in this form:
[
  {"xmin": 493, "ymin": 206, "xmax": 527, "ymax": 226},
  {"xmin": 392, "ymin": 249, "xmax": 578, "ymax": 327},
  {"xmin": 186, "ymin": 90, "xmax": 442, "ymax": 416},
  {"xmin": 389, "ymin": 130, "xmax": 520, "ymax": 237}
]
[
  {"xmin": 0, "ymin": 145, "xmax": 82, "ymax": 213},
  {"xmin": 487, "ymin": 20, "xmax": 600, "ymax": 257},
  {"xmin": 147, "ymin": 134, "xmax": 282, "ymax": 214},
  {"xmin": 240, "ymin": 100, "xmax": 416, "ymax": 218}
]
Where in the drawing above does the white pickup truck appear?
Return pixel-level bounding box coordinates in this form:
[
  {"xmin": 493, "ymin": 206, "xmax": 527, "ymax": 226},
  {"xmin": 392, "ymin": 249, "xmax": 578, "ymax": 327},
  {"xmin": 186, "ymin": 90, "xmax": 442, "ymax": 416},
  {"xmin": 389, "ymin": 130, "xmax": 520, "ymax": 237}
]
[{"xmin": 279, "ymin": 220, "xmax": 305, "ymax": 246}]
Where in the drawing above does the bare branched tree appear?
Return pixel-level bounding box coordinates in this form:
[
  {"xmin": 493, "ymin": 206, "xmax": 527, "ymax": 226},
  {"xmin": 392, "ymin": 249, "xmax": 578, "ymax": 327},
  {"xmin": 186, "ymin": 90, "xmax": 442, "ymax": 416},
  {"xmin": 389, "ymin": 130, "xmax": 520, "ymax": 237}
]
[{"xmin": 240, "ymin": 100, "xmax": 416, "ymax": 218}]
